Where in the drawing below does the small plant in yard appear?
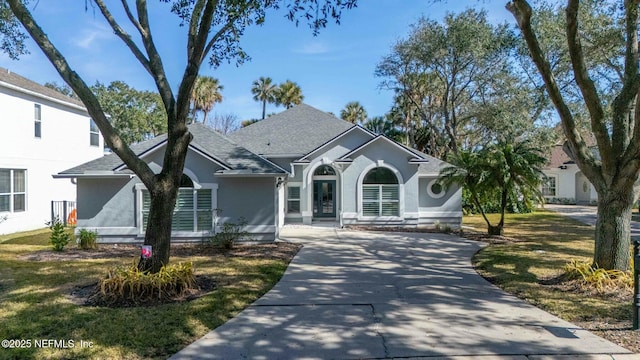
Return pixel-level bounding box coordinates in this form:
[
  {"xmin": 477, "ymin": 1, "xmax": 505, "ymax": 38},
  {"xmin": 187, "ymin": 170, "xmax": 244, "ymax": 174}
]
[
  {"xmin": 47, "ymin": 216, "xmax": 71, "ymax": 251},
  {"xmin": 211, "ymin": 217, "xmax": 250, "ymax": 249},
  {"xmin": 98, "ymin": 262, "xmax": 196, "ymax": 306},
  {"xmin": 77, "ymin": 229, "xmax": 98, "ymax": 250},
  {"xmin": 564, "ymin": 259, "xmax": 632, "ymax": 292},
  {"xmin": 433, "ymin": 221, "xmax": 441, "ymax": 231}
]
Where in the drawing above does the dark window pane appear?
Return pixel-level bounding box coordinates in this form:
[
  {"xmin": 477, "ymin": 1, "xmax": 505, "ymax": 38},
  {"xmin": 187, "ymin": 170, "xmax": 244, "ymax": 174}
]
[
  {"xmin": 287, "ymin": 200, "xmax": 300, "ymax": 213},
  {"xmin": 35, "ymin": 121, "xmax": 41, "ymax": 138},
  {"xmin": 13, "ymin": 194, "xmax": 25, "ymax": 212},
  {"xmin": 0, "ymin": 195, "xmax": 9, "ymax": 211},
  {"xmin": 431, "ymin": 182, "xmax": 442, "ymax": 195},
  {"xmin": 90, "ymin": 133, "xmax": 99, "ymax": 146},
  {"xmin": 13, "ymin": 170, "xmax": 25, "ymax": 193},
  {"xmin": 314, "ymin": 165, "xmax": 335, "ymax": 176},
  {"xmin": 34, "ymin": 104, "xmax": 41, "ymax": 120},
  {"xmin": 0, "ymin": 170, "xmax": 9, "ymax": 193},
  {"xmin": 363, "ymin": 167, "xmax": 398, "ymax": 184},
  {"xmin": 90, "ymin": 119, "xmax": 98, "ymax": 132}
]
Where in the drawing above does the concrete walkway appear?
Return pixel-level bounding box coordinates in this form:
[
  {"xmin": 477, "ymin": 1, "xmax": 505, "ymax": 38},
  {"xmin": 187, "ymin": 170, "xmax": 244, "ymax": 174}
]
[{"xmin": 170, "ymin": 227, "xmax": 634, "ymax": 360}]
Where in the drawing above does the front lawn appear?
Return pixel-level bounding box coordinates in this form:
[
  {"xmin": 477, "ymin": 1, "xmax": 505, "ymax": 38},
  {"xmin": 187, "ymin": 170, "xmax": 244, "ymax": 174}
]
[
  {"xmin": 465, "ymin": 209, "xmax": 638, "ymax": 352},
  {"xmin": 0, "ymin": 233, "xmax": 297, "ymax": 359}
]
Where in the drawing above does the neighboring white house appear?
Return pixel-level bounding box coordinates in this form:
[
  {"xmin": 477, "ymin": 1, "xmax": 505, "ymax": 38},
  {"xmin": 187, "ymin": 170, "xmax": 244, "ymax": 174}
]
[
  {"xmin": 0, "ymin": 68, "xmax": 104, "ymax": 235},
  {"xmin": 541, "ymin": 143, "xmax": 597, "ymax": 205}
]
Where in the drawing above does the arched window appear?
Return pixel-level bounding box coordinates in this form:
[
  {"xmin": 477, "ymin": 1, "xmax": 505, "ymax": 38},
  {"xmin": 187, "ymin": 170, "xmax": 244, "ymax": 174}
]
[
  {"xmin": 314, "ymin": 165, "xmax": 336, "ymax": 176},
  {"xmin": 362, "ymin": 167, "xmax": 399, "ymax": 216}
]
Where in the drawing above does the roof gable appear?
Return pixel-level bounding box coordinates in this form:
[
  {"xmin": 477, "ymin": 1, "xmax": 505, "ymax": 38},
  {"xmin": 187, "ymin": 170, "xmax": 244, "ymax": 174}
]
[
  {"xmin": 0, "ymin": 67, "xmax": 86, "ymax": 110},
  {"xmin": 228, "ymin": 104, "xmax": 354, "ymax": 156},
  {"xmin": 298, "ymin": 125, "xmax": 375, "ymax": 161},
  {"xmin": 58, "ymin": 123, "xmax": 285, "ymax": 176},
  {"xmin": 338, "ymin": 135, "xmax": 425, "ymax": 161}
]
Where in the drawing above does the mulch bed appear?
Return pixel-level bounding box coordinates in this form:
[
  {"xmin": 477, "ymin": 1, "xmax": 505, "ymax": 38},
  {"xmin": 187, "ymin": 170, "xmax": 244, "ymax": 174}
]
[
  {"xmin": 20, "ymin": 242, "xmax": 302, "ymax": 262},
  {"xmin": 34, "ymin": 242, "xmax": 302, "ymax": 308}
]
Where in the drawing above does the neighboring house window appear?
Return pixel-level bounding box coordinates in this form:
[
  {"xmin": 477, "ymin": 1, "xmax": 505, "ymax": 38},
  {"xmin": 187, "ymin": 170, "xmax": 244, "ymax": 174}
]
[
  {"xmin": 90, "ymin": 119, "xmax": 99, "ymax": 147},
  {"xmin": 362, "ymin": 167, "xmax": 399, "ymax": 217},
  {"xmin": 140, "ymin": 175, "xmax": 214, "ymax": 232},
  {"xmin": 542, "ymin": 176, "xmax": 556, "ymax": 196},
  {"xmin": 34, "ymin": 104, "xmax": 41, "ymax": 138},
  {"xmin": 0, "ymin": 169, "xmax": 26, "ymax": 213},
  {"xmin": 287, "ymin": 185, "xmax": 301, "ymax": 214}
]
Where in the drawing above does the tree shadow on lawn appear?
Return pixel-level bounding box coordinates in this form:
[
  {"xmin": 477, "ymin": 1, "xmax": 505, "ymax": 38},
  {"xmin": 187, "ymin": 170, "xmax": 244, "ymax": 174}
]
[{"xmin": 0, "ymin": 244, "xmax": 298, "ymax": 359}]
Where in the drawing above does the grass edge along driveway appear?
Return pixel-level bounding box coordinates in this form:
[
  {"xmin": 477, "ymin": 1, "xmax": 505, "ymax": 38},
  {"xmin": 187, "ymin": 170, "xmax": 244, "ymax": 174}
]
[{"xmin": 466, "ymin": 209, "xmax": 637, "ymax": 351}]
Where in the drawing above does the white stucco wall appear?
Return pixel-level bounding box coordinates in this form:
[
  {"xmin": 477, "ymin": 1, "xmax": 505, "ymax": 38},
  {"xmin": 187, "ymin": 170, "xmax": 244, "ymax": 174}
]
[
  {"xmin": 0, "ymin": 86, "xmax": 104, "ymax": 234},
  {"xmin": 543, "ymin": 164, "xmax": 597, "ymax": 203}
]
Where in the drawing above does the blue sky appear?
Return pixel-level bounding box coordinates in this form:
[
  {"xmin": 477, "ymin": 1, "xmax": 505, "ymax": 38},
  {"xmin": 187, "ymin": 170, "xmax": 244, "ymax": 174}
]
[{"xmin": 0, "ymin": 1, "xmax": 513, "ymax": 122}]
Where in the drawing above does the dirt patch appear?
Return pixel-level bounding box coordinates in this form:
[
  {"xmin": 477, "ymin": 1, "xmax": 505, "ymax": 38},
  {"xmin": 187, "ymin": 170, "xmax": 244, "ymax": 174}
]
[
  {"xmin": 20, "ymin": 242, "xmax": 302, "ymax": 262},
  {"xmin": 61, "ymin": 242, "xmax": 301, "ymax": 308}
]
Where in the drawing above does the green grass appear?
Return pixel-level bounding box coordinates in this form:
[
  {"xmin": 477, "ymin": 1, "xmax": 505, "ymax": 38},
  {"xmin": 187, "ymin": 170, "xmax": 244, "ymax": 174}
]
[
  {"xmin": 465, "ymin": 209, "xmax": 631, "ymax": 322},
  {"xmin": 0, "ymin": 228, "xmax": 50, "ymax": 245},
  {"xmin": 0, "ymin": 233, "xmax": 291, "ymax": 359}
]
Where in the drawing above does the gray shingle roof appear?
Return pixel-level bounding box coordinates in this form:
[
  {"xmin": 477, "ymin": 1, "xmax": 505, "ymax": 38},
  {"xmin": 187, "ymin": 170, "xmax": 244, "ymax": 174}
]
[
  {"xmin": 228, "ymin": 104, "xmax": 354, "ymax": 156},
  {"xmin": 59, "ymin": 123, "xmax": 284, "ymax": 175},
  {"xmin": 0, "ymin": 67, "xmax": 85, "ymax": 108}
]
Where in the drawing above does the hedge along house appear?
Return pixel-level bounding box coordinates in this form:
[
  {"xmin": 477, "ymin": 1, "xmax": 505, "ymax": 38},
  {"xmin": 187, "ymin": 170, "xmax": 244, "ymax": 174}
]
[{"xmin": 57, "ymin": 104, "xmax": 461, "ymax": 243}]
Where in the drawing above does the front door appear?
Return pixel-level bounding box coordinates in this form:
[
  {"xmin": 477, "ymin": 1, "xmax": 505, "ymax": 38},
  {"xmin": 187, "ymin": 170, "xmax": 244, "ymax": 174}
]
[{"xmin": 313, "ymin": 180, "xmax": 336, "ymax": 218}]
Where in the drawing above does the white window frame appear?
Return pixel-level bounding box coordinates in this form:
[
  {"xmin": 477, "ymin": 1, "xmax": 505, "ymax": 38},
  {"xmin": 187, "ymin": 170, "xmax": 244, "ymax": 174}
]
[
  {"xmin": 357, "ymin": 162, "xmax": 404, "ymax": 219},
  {"xmin": 286, "ymin": 183, "xmax": 301, "ymax": 214},
  {"xmin": 542, "ymin": 176, "xmax": 557, "ymax": 197},
  {"xmin": 90, "ymin": 119, "xmax": 100, "ymax": 147},
  {"xmin": 34, "ymin": 104, "xmax": 41, "ymax": 138},
  {"xmin": 0, "ymin": 169, "xmax": 27, "ymax": 213},
  {"xmin": 135, "ymin": 182, "xmax": 218, "ymax": 234}
]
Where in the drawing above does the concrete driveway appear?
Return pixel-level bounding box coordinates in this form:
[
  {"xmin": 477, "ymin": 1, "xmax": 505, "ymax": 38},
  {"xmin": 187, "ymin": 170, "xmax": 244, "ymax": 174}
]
[
  {"xmin": 545, "ymin": 204, "xmax": 640, "ymax": 237},
  {"xmin": 170, "ymin": 227, "xmax": 633, "ymax": 360}
]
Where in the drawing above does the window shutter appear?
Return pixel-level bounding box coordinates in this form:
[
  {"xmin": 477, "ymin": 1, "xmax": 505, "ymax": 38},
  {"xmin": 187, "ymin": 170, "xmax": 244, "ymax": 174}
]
[{"xmin": 196, "ymin": 189, "xmax": 212, "ymax": 231}]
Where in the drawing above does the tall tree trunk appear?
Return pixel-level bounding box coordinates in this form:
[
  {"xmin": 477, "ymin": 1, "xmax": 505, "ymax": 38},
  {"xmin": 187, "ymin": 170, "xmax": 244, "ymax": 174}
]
[
  {"xmin": 203, "ymin": 111, "xmax": 209, "ymax": 125},
  {"xmin": 138, "ymin": 177, "xmax": 179, "ymax": 273},
  {"xmin": 262, "ymin": 100, "xmax": 266, "ymax": 120},
  {"xmin": 594, "ymin": 190, "xmax": 633, "ymax": 270}
]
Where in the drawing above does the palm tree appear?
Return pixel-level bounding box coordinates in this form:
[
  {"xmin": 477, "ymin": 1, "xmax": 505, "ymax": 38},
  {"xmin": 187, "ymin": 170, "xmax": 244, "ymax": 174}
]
[
  {"xmin": 340, "ymin": 101, "xmax": 368, "ymax": 124},
  {"xmin": 275, "ymin": 80, "xmax": 304, "ymax": 109},
  {"xmin": 190, "ymin": 76, "xmax": 223, "ymax": 125},
  {"xmin": 251, "ymin": 77, "xmax": 277, "ymax": 120},
  {"xmin": 440, "ymin": 140, "xmax": 546, "ymax": 235}
]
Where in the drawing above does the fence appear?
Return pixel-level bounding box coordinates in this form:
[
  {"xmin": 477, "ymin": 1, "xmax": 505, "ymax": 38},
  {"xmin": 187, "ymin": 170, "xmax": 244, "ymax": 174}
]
[{"xmin": 51, "ymin": 201, "xmax": 77, "ymax": 226}]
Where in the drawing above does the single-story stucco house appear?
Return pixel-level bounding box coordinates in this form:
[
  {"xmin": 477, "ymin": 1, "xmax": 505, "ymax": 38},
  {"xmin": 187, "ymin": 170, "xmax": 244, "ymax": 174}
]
[{"xmin": 56, "ymin": 104, "xmax": 461, "ymax": 242}]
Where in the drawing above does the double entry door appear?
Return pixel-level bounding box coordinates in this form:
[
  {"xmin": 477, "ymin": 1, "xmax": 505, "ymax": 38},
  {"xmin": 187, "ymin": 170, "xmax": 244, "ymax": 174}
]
[{"xmin": 313, "ymin": 180, "xmax": 336, "ymax": 218}]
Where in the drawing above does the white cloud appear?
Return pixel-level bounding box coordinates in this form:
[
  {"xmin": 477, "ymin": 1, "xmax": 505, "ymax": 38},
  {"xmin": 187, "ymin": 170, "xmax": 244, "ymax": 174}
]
[
  {"xmin": 294, "ymin": 41, "xmax": 330, "ymax": 55},
  {"xmin": 71, "ymin": 23, "xmax": 114, "ymax": 50}
]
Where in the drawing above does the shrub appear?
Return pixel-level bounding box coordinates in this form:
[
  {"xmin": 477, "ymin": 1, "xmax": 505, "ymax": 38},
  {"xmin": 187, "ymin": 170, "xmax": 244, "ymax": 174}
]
[
  {"xmin": 564, "ymin": 259, "xmax": 632, "ymax": 292},
  {"xmin": 99, "ymin": 262, "xmax": 196, "ymax": 305},
  {"xmin": 47, "ymin": 216, "xmax": 71, "ymax": 251},
  {"xmin": 210, "ymin": 217, "xmax": 249, "ymax": 249},
  {"xmin": 77, "ymin": 229, "xmax": 98, "ymax": 250}
]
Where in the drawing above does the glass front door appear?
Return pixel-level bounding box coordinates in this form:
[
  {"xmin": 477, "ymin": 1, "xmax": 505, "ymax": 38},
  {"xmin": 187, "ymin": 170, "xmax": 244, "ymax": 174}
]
[{"xmin": 313, "ymin": 180, "xmax": 336, "ymax": 218}]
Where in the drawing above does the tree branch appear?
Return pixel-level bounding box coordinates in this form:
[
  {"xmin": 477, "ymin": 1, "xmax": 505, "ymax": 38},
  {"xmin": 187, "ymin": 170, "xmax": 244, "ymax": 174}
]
[
  {"xmin": 93, "ymin": 0, "xmax": 152, "ymax": 75},
  {"xmin": 506, "ymin": 0, "xmax": 602, "ymax": 187},
  {"xmin": 134, "ymin": 0, "xmax": 175, "ymax": 115},
  {"xmin": 7, "ymin": 0, "xmax": 156, "ymax": 187},
  {"xmin": 565, "ymin": 0, "xmax": 611, "ymax": 168}
]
